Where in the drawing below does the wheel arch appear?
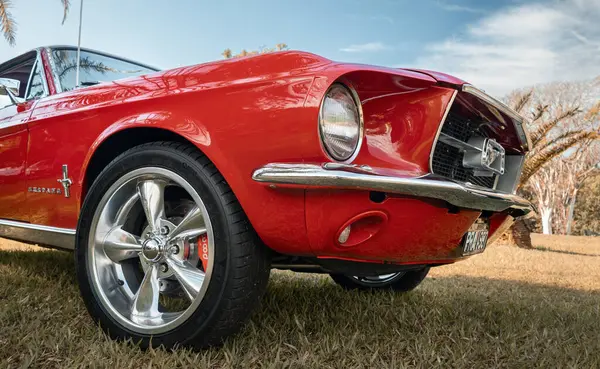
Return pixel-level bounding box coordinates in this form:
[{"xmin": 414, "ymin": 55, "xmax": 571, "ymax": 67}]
[{"xmin": 79, "ymin": 126, "xmax": 218, "ymax": 209}]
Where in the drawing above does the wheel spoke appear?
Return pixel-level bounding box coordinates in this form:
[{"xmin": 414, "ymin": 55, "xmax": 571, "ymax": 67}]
[
  {"xmin": 166, "ymin": 257, "xmax": 205, "ymax": 301},
  {"xmin": 137, "ymin": 179, "xmax": 167, "ymax": 233},
  {"xmin": 103, "ymin": 227, "xmax": 142, "ymax": 262},
  {"xmin": 167, "ymin": 206, "xmax": 207, "ymax": 242},
  {"xmin": 131, "ymin": 264, "xmax": 160, "ymax": 318}
]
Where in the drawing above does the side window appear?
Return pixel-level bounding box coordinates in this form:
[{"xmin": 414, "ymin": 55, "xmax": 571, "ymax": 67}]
[
  {"xmin": 52, "ymin": 49, "xmax": 154, "ymax": 92},
  {"xmin": 0, "ymin": 51, "xmax": 40, "ymax": 107},
  {"xmin": 26, "ymin": 60, "xmax": 46, "ymax": 100}
]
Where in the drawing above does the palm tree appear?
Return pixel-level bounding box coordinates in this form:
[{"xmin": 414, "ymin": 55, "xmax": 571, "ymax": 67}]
[
  {"xmin": 507, "ymin": 90, "xmax": 600, "ymax": 248},
  {"xmin": 0, "ymin": 0, "xmax": 70, "ymax": 46},
  {"xmin": 221, "ymin": 43, "xmax": 289, "ymax": 59}
]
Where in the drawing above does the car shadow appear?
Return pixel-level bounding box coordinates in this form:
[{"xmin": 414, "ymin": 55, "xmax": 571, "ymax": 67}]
[
  {"xmin": 533, "ymin": 246, "xmax": 600, "ymax": 257},
  {"xmin": 1, "ymin": 248, "xmax": 599, "ymax": 366}
]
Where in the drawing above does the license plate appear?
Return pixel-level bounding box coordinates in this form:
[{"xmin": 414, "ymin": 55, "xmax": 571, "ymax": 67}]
[{"xmin": 461, "ymin": 221, "xmax": 489, "ymax": 256}]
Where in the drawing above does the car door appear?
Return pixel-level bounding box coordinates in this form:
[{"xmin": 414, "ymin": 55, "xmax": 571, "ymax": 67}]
[
  {"xmin": 0, "ymin": 103, "xmax": 32, "ymax": 221},
  {"xmin": 0, "ymin": 51, "xmax": 46, "ymax": 222},
  {"xmin": 24, "ymin": 47, "xmax": 157, "ymax": 229}
]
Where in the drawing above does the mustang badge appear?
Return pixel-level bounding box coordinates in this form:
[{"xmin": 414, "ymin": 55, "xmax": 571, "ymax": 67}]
[
  {"xmin": 57, "ymin": 164, "xmax": 73, "ymax": 198},
  {"xmin": 27, "ymin": 165, "xmax": 72, "ymax": 198},
  {"xmin": 28, "ymin": 187, "xmax": 62, "ymax": 194}
]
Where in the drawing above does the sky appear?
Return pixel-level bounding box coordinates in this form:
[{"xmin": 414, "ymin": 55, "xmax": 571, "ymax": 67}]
[{"xmin": 0, "ymin": 0, "xmax": 598, "ymax": 97}]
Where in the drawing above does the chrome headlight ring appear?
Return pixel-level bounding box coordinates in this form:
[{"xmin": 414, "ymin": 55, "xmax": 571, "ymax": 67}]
[{"xmin": 318, "ymin": 83, "xmax": 364, "ymax": 163}]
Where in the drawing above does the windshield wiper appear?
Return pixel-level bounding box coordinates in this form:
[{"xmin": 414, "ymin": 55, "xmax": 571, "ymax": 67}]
[{"xmin": 80, "ymin": 81, "xmax": 101, "ymax": 86}]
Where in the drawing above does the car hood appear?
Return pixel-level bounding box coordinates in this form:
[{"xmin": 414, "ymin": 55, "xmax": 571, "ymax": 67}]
[{"xmin": 401, "ymin": 68, "xmax": 468, "ymax": 87}]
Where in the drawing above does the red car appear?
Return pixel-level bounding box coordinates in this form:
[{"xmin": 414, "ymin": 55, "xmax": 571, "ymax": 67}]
[{"xmin": 0, "ymin": 46, "xmax": 532, "ymax": 349}]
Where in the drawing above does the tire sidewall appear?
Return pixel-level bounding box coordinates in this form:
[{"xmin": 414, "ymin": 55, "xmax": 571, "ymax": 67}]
[
  {"xmin": 75, "ymin": 144, "xmax": 234, "ymax": 348},
  {"xmin": 331, "ymin": 268, "xmax": 430, "ymax": 292}
]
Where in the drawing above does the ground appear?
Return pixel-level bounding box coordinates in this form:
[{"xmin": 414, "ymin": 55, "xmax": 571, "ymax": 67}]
[{"xmin": 0, "ymin": 234, "xmax": 599, "ymax": 368}]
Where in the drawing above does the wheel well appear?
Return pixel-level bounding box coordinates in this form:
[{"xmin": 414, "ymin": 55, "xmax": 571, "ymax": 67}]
[{"xmin": 82, "ymin": 127, "xmax": 190, "ymax": 200}]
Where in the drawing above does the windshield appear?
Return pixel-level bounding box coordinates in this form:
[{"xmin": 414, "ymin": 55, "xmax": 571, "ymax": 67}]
[{"xmin": 51, "ymin": 49, "xmax": 157, "ymax": 92}]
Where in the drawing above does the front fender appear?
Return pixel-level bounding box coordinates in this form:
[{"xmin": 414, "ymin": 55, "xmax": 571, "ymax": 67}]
[{"xmin": 78, "ymin": 110, "xmax": 214, "ymax": 189}]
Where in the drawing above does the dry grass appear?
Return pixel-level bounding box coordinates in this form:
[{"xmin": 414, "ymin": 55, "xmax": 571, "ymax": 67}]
[
  {"xmin": 531, "ymin": 233, "xmax": 600, "ymax": 255},
  {"xmin": 1, "ymin": 235, "xmax": 599, "ymax": 368}
]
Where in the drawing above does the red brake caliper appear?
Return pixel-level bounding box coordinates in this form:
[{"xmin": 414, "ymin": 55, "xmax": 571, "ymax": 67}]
[{"xmin": 199, "ymin": 234, "xmax": 209, "ymax": 271}]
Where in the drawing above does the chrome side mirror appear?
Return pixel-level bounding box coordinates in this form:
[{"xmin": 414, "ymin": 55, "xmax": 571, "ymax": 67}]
[{"xmin": 0, "ymin": 78, "xmax": 24, "ymax": 106}]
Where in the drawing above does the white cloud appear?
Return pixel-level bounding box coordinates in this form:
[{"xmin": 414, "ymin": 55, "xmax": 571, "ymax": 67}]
[
  {"xmin": 340, "ymin": 42, "xmax": 391, "ymax": 53},
  {"xmin": 436, "ymin": 1, "xmax": 484, "ymax": 13},
  {"xmin": 414, "ymin": 0, "xmax": 600, "ymax": 97}
]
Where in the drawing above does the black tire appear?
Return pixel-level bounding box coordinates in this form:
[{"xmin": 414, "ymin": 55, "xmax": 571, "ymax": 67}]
[
  {"xmin": 75, "ymin": 141, "xmax": 270, "ymax": 350},
  {"xmin": 330, "ymin": 268, "xmax": 430, "ymax": 292}
]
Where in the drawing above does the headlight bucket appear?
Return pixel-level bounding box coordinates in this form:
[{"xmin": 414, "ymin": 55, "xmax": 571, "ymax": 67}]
[{"xmin": 318, "ymin": 83, "xmax": 363, "ymax": 163}]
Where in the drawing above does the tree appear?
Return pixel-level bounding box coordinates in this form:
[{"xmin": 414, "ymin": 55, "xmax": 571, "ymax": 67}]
[
  {"xmin": 221, "ymin": 43, "xmax": 288, "ymax": 59},
  {"xmin": 559, "ymin": 145, "xmax": 599, "ymax": 235},
  {"xmin": 573, "ymin": 173, "xmax": 600, "ymax": 235},
  {"xmin": 504, "ymin": 80, "xmax": 600, "ymax": 247},
  {"xmin": 0, "ymin": 0, "xmax": 70, "ymax": 46},
  {"xmin": 529, "ymin": 161, "xmax": 560, "ymax": 235},
  {"xmin": 528, "ymin": 147, "xmax": 599, "ymax": 235}
]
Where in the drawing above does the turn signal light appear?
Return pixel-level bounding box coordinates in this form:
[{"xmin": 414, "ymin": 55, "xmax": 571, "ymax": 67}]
[{"xmin": 335, "ymin": 211, "xmax": 388, "ymax": 247}]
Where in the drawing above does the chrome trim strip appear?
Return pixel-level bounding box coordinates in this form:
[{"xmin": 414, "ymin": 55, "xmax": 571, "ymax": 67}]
[
  {"xmin": 0, "ymin": 219, "xmax": 75, "ymax": 250},
  {"xmin": 428, "ymin": 90, "xmax": 457, "ymax": 173},
  {"xmin": 438, "ymin": 132, "xmax": 481, "ymax": 152},
  {"xmin": 45, "ymin": 47, "xmax": 63, "ymax": 94},
  {"xmin": 36, "ymin": 50, "xmax": 50, "ymax": 97},
  {"xmin": 24, "ymin": 51, "xmax": 50, "ymax": 99},
  {"xmin": 461, "ymin": 85, "xmax": 532, "ymax": 150},
  {"xmin": 252, "ymin": 163, "xmax": 532, "ymax": 214}
]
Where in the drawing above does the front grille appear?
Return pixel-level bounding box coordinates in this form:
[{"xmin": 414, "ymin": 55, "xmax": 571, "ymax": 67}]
[
  {"xmin": 441, "ymin": 112, "xmax": 476, "ymax": 142},
  {"xmin": 431, "ymin": 112, "xmax": 497, "ymax": 189}
]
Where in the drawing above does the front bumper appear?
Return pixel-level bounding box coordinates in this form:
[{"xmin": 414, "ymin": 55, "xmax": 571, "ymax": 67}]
[{"xmin": 252, "ymin": 163, "xmax": 532, "ymax": 215}]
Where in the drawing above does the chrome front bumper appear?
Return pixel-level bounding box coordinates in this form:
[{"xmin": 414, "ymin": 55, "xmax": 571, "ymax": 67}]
[{"xmin": 252, "ymin": 163, "xmax": 532, "ymax": 215}]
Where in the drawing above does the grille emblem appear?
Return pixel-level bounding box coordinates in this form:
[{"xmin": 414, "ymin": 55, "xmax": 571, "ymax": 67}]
[{"xmin": 463, "ymin": 138, "xmax": 506, "ymax": 176}]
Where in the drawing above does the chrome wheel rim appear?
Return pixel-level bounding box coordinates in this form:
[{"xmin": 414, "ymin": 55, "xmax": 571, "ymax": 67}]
[
  {"xmin": 88, "ymin": 167, "xmax": 214, "ymax": 335},
  {"xmin": 351, "ymin": 272, "xmax": 405, "ymax": 285}
]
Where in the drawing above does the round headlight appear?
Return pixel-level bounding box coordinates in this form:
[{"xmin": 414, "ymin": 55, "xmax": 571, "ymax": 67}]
[{"xmin": 319, "ymin": 84, "xmax": 363, "ymax": 162}]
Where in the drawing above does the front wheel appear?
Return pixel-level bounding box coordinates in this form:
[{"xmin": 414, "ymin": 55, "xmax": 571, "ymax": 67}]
[
  {"xmin": 75, "ymin": 142, "xmax": 270, "ymax": 349},
  {"xmin": 330, "ymin": 268, "xmax": 430, "ymax": 292}
]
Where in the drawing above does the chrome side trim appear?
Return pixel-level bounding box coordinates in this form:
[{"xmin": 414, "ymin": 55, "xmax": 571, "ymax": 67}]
[
  {"xmin": 252, "ymin": 163, "xmax": 532, "ymax": 214},
  {"xmin": 45, "ymin": 47, "xmax": 63, "ymax": 94},
  {"xmin": 36, "ymin": 50, "xmax": 50, "ymax": 97},
  {"xmin": 462, "ymin": 85, "xmax": 532, "ymax": 150},
  {"xmin": 0, "ymin": 219, "xmax": 75, "ymax": 250},
  {"xmin": 428, "ymin": 90, "xmax": 457, "ymax": 173}
]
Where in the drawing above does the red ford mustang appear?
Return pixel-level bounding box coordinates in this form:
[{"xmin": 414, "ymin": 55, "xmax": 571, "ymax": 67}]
[{"xmin": 0, "ymin": 46, "xmax": 532, "ymax": 348}]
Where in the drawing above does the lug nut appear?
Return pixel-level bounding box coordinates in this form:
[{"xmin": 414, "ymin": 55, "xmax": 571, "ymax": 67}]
[
  {"xmin": 160, "ymin": 226, "xmax": 169, "ymax": 235},
  {"xmin": 160, "ymin": 264, "xmax": 168, "ymax": 273},
  {"xmin": 169, "ymin": 245, "xmax": 180, "ymax": 254}
]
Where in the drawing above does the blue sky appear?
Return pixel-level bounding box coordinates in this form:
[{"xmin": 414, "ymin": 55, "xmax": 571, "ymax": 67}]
[{"xmin": 1, "ymin": 0, "xmax": 598, "ymax": 97}]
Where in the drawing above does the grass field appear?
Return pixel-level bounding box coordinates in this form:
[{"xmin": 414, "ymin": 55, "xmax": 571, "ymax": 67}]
[{"xmin": 1, "ymin": 235, "xmax": 599, "ymax": 368}]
